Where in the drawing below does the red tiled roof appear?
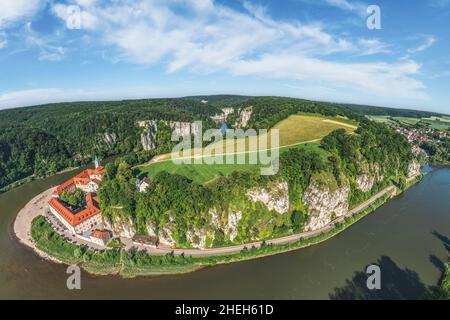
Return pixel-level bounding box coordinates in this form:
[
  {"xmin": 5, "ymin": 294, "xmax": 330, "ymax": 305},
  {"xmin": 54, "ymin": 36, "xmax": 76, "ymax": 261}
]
[
  {"xmin": 49, "ymin": 167, "xmax": 105, "ymax": 227},
  {"xmin": 52, "ymin": 167, "xmax": 105, "ymax": 197},
  {"xmin": 49, "ymin": 193, "xmax": 100, "ymax": 227},
  {"xmin": 91, "ymin": 230, "xmax": 111, "ymax": 241}
]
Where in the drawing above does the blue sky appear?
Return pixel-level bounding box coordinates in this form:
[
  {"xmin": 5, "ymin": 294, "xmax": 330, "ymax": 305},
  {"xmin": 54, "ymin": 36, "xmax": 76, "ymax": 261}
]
[{"xmin": 0, "ymin": 0, "xmax": 449, "ymax": 113}]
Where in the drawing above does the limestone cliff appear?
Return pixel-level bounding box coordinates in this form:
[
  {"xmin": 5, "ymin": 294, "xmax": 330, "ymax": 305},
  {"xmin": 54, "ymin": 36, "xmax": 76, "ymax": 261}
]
[
  {"xmin": 103, "ymin": 216, "xmax": 136, "ymax": 238},
  {"xmin": 137, "ymin": 119, "xmax": 201, "ymax": 151},
  {"xmin": 408, "ymin": 160, "xmax": 421, "ymax": 179},
  {"xmin": 247, "ymin": 181, "xmax": 289, "ymax": 214},
  {"xmin": 226, "ymin": 210, "xmax": 242, "ymax": 242},
  {"xmin": 302, "ymin": 172, "xmax": 350, "ymax": 231},
  {"xmin": 355, "ymin": 174, "xmax": 375, "ymax": 192},
  {"xmin": 234, "ymin": 106, "xmax": 253, "ymax": 128},
  {"xmin": 102, "ymin": 132, "xmax": 117, "ymax": 146}
]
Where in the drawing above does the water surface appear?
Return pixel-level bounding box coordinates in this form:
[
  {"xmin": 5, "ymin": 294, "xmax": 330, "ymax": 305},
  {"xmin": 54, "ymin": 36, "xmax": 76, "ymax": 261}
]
[{"xmin": 0, "ymin": 167, "xmax": 449, "ymax": 299}]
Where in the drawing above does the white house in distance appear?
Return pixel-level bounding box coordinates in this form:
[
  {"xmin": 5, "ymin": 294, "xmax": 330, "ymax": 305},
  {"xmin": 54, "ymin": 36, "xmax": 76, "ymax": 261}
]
[{"xmin": 139, "ymin": 177, "xmax": 151, "ymax": 193}]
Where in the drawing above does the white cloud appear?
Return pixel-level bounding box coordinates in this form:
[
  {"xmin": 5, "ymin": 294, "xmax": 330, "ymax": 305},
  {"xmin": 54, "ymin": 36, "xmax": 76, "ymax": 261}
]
[
  {"xmin": 323, "ymin": 0, "xmax": 368, "ymax": 15},
  {"xmin": 408, "ymin": 36, "xmax": 437, "ymax": 53},
  {"xmin": 0, "ymin": 85, "xmax": 185, "ymax": 109},
  {"xmin": 45, "ymin": 0, "xmax": 428, "ymax": 103},
  {"xmin": 0, "ymin": 0, "xmax": 45, "ymax": 27},
  {"xmin": 0, "ymin": 31, "xmax": 7, "ymax": 48},
  {"xmin": 24, "ymin": 23, "xmax": 66, "ymax": 61},
  {"xmin": 356, "ymin": 39, "xmax": 390, "ymax": 56},
  {"xmin": 231, "ymin": 55, "xmax": 426, "ymax": 100},
  {"xmin": 52, "ymin": 3, "xmax": 99, "ymax": 30}
]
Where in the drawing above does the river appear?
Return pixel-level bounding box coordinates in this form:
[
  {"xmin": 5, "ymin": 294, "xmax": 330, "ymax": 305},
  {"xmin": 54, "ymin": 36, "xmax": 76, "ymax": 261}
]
[{"xmin": 0, "ymin": 166, "xmax": 449, "ymax": 299}]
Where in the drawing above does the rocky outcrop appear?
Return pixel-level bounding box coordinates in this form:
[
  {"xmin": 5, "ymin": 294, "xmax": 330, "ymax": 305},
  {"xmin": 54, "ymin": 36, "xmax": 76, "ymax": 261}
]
[
  {"xmin": 408, "ymin": 160, "xmax": 421, "ymax": 179},
  {"xmin": 168, "ymin": 121, "xmax": 201, "ymax": 136},
  {"xmin": 103, "ymin": 132, "xmax": 117, "ymax": 146},
  {"xmin": 247, "ymin": 181, "xmax": 289, "ymax": 214},
  {"xmin": 371, "ymin": 162, "xmax": 384, "ymax": 182},
  {"xmin": 186, "ymin": 227, "xmax": 215, "ymax": 249},
  {"xmin": 158, "ymin": 225, "xmax": 176, "ymax": 246},
  {"xmin": 355, "ymin": 174, "xmax": 375, "ymax": 192},
  {"xmin": 210, "ymin": 107, "xmax": 234, "ymax": 124},
  {"xmin": 234, "ymin": 107, "xmax": 252, "ymax": 128},
  {"xmin": 302, "ymin": 173, "xmax": 350, "ymax": 231},
  {"xmin": 103, "ymin": 216, "xmax": 136, "ymax": 238},
  {"xmin": 137, "ymin": 119, "xmax": 201, "ymax": 150},
  {"xmin": 146, "ymin": 221, "xmax": 157, "ymax": 237},
  {"xmin": 226, "ymin": 211, "xmax": 242, "ymax": 241},
  {"xmin": 138, "ymin": 120, "xmax": 158, "ymax": 151}
]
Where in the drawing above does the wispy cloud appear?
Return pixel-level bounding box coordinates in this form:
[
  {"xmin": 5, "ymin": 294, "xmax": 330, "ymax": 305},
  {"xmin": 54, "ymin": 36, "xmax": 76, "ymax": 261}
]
[
  {"xmin": 0, "ymin": 31, "xmax": 7, "ymax": 48},
  {"xmin": 0, "ymin": 0, "xmax": 45, "ymax": 27},
  {"xmin": 24, "ymin": 22, "xmax": 66, "ymax": 61},
  {"xmin": 47, "ymin": 0, "xmax": 426, "ymax": 102},
  {"xmin": 429, "ymin": 0, "xmax": 450, "ymax": 8},
  {"xmin": 408, "ymin": 36, "xmax": 437, "ymax": 53}
]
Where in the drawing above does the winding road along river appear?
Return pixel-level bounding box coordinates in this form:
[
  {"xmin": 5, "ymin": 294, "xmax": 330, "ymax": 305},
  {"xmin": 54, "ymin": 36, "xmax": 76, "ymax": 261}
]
[{"xmin": 0, "ymin": 166, "xmax": 449, "ymax": 299}]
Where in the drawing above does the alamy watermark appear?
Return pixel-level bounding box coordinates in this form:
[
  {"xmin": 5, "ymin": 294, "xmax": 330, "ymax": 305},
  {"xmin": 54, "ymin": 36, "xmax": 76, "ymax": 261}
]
[
  {"xmin": 66, "ymin": 5, "xmax": 81, "ymax": 30},
  {"xmin": 170, "ymin": 121, "xmax": 280, "ymax": 175},
  {"xmin": 66, "ymin": 264, "xmax": 81, "ymax": 290},
  {"xmin": 367, "ymin": 5, "xmax": 381, "ymax": 30},
  {"xmin": 366, "ymin": 264, "xmax": 381, "ymax": 290}
]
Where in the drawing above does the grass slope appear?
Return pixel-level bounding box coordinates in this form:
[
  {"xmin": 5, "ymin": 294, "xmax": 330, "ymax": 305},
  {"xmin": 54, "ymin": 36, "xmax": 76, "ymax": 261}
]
[{"xmin": 139, "ymin": 114, "xmax": 356, "ymax": 184}]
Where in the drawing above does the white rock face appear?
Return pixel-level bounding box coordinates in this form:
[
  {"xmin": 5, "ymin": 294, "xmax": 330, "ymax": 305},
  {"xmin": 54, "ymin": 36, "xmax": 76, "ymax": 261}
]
[
  {"xmin": 138, "ymin": 120, "xmax": 158, "ymax": 151},
  {"xmin": 234, "ymin": 107, "xmax": 252, "ymax": 128},
  {"xmin": 209, "ymin": 208, "xmax": 221, "ymax": 227},
  {"xmin": 103, "ymin": 132, "xmax": 117, "ymax": 145},
  {"xmin": 159, "ymin": 225, "xmax": 176, "ymax": 246},
  {"xmin": 302, "ymin": 177, "xmax": 350, "ymax": 231},
  {"xmin": 103, "ymin": 216, "xmax": 136, "ymax": 238},
  {"xmin": 247, "ymin": 181, "xmax": 289, "ymax": 214},
  {"xmin": 186, "ymin": 228, "xmax": 209, "ymax": 249},
  {"xmin": 408, "ymin": 160, "xmax": 421, "ymax": 179},
  {"xmin": 138, "ymin": 119, "xmax": 201, "ymax": 150},
  {"xmin": 210, "ymin": 107, "xmax": 234, "ymax": 124},
  {"xmin": 146, "ymin": 221, "xmax": 157, "ymax": 237},
  {"xmin": 355, "ymin": 174, "xmax": 375, "ymax": 192},
  {"xmin": 226, "ymin": 211, "xmax": 242, "ymax": 241},
  {"xmin": 371, "ymin": 162, "xmax": 384, "ymax": 182}
]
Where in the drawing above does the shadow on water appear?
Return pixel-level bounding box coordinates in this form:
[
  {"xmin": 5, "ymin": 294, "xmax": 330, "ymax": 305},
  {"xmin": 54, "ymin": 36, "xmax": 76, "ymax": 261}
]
[
  {"xmin": 331, "ymin": 231, "xmax": 450, "ymax": 300},
  {"xmin": 329, "ymin": 256, "xmax": 427, "ymax": 300},
  {"xmin": 432, "ymin": 230, "xmax": 450, "ymax": 252},
  {"xmin": 430, "ymin": 230, "xmax": 450, "ymax": 282}
]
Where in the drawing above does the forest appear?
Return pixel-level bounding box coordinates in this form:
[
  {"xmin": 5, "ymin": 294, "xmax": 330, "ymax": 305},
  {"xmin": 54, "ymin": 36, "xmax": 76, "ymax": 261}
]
[
  {"xmin": 97, "ymin": 117, "xmax": 413, "ymax": 247},
  {"xmin": 0, "ymin": 95, "xmax": 423, "ymax": 192}
]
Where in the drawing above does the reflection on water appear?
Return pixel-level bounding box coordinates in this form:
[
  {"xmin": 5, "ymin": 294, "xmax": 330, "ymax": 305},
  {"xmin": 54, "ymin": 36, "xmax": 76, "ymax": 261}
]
[{"xmin": 0, "ymin": 167, "xmax": 449, "ymax": 299}]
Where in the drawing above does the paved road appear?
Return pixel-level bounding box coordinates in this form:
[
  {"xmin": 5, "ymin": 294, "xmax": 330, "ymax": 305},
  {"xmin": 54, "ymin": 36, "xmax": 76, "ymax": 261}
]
[{"xmin": 126, "ymin": 185, "xmax": 398, "ymax": 257}]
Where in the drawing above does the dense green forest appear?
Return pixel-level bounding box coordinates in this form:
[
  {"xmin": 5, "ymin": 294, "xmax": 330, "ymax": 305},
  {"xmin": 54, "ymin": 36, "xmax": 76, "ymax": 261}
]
[
  {"xmin": 0, "ymin": 98, "xmax": 221, "ymax": 190},
  {"xmin": 0, "ymin": 95, "xmax": 424, "ymax": 192},
  {"xmin": 98, "ymin": 117, "xmax": 413, "ymax": 247},
  {"xmin": 337, "ymin": 103, "xmax": 449, "ymax": 118}
]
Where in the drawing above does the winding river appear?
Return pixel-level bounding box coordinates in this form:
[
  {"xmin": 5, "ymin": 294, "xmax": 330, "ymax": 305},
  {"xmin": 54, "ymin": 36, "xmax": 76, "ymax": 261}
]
[{"xmin": 0, "ymin": 166, "xmax": 449, "ymax": 299}]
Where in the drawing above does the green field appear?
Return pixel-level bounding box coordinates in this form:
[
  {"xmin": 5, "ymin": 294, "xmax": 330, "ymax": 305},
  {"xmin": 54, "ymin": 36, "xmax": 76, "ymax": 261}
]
[
  {"xmin": 138, "ymin": 114, "xmax": 357, "ymax": 184},
  {"xmin": 368, "ymin": 114, "xmax": 450, "ymax": 130},
  {"xmin": 140, "ymin": 143, "xmax": 327, "ymax": 184}
]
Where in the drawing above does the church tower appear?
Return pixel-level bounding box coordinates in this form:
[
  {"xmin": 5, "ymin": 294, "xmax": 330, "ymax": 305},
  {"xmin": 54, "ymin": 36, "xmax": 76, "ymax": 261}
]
[{"xmin": 94, "ymin": 155, "xmax": 100, "ymax": 169}]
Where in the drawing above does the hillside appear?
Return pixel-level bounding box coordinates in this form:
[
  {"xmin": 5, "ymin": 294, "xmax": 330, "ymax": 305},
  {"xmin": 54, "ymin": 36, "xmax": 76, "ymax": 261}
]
[
  {"xmin": 0, "ymin": 96, "xmax": 359, "ymax": 190},
  {"xmin": 139, "ymin": 114, "xmax": 357, "ymax": 184}
]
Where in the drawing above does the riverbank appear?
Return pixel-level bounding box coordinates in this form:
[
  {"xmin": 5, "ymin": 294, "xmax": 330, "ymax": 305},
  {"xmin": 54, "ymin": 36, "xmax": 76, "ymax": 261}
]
[
  {"xmin": 13, "ymin": 187, "xmax": 63, "ymax": 264},
  {"xmin": 17, "ymin": 179, "xmax": 406, "ymax": 277},
  {"xmin": 0, "ymin": 167, "xmax": 80, "ymax": 195}
]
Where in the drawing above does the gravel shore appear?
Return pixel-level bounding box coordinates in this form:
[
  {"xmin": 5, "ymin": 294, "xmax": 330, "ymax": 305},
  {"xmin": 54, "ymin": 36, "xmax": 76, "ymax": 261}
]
[{"xmin": 13, "ymin": 187, "xmax": 63, "ymax": 264}]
